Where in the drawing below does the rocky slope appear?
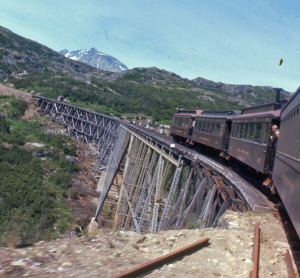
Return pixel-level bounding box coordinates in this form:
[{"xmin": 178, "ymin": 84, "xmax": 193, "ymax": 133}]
[{"xmin": 193, "ymin": 76, "xmax": 281, "ymax": 97}]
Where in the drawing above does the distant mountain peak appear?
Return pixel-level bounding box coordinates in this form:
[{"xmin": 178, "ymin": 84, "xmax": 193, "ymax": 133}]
[{"xmin": 60, "ymin": 48, "xmax": 128, "ymax": 73}]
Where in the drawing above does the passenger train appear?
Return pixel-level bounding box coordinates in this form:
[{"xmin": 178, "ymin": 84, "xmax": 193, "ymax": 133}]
[{"xmin": 170, "ymin": 87, "xmax": 300, "ymax": 238}]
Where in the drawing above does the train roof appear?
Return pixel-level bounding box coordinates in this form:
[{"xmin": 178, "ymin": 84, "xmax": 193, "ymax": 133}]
[
  {"xmin": 194, "ymin": 110, "xmax": 240, "ymax": 120},
  {"xmin": 241, "ymin": 99, "xmax": 288, "ymax": 115},
  {"xmin": 201, "ymin": 110, "xmax": 240, "ymax": 116},
  {"xmin": 280, "ymin": 86, "xmax": 300, "ymax": 118},
  {"xmin": 233, "ymin": 109, "xmax": 281, "ymax": 120},
  {"xmin": 173, "ymin": 110, "xmax": 203, "ymax": 117}
]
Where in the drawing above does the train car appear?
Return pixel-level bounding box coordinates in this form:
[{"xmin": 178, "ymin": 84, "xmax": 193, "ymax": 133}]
[
  {"xmin": 273, "ymin": 87, "xmax": 300, "ymax": 238},
  {"xmin": 191, "ymin": 111, "xmax": 239, "ymax": 151},
  {"xmin": 170, "ymin": 110, "xmax": 202, "ymax": 141},
  {"xmin": 228, "ymin": 101, "xmax": 286, "ymax": 173}
]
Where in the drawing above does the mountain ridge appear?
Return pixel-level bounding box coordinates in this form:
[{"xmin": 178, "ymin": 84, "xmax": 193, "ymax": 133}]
[
  {"xmin": 60, "ymin": 47, "xmax": 128, "ymax": 73},
  {"xmin": 0, "ymin": 25, "xmax": 290, "ymax": 123}
]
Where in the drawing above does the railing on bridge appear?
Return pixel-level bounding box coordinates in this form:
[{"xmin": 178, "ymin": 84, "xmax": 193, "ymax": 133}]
[{"xmin": 34, "ymin": 95, "xmax": 272, "ymax": 234}]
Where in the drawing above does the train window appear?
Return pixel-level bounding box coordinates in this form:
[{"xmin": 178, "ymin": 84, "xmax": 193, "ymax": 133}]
[
  {"xmin": 215, "ymin": 122, "xmax": 221, "ymax": 135},
  {"xmin": 248, "ymin": 123, "xmax": 255, "ymax": 141},
  {"xmin": 182, "ymin": 118, "xmax": 187, "ymax": 127},
  {"xmin": 199, "ymin": 121, "xmax": 203, "ymax": 130},
  {"xmin": 202, "ymin": 121, "xmax": 206, "ymax": 132},
  {"xmin": 231, "ymin": 124, "xmax": 235, "ymax": 137},
  {"xmin": 194, "ymin": 120, "xmax": 198, "ymax": 129},
  {"xmin": 236, "ymin": 124, "xmax": 241, "ymax": 138},
  {"xmin": 236, "ymin": 124, "xmax": 242, "ymax": 138},
  {"xmin": 205, "ymin": 121, "xmax": 210, "ymax": 133},
  {"xmin": 254, "ymin": 123, "xmax": 262, "ymax": 143},
  {"xmin": 210, "ymin": 122, "xmax": 215, "ymax": 134},
  {"xmin": 233, "ymin": 124, "xmax": 238, "ymax": 137},
  {"xmin": 245, "ymin": 123, "xmax": 249, "ymax": 139},
  {"xmin": 239, "ymin": 124, "xmax": 243, "ymax": 138},
  {"xmin": 241, "ymin": 123, "xmax": 247, "ymax": 139},
  {"xmin": 198, "ymin": 121, "xmax": 202, "ymax": 130},
  {"xmin": 263, "ymin": 123, "xmax": 269, "ymax": 145}
]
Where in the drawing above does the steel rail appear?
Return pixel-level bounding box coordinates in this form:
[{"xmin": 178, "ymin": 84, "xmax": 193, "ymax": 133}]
[
  {"xmin": 251, "ymin": 223, "xmax": 260, "ymax": 278},
  {"xmin": 285, "ymin": 249, "xmax": 296, "ymax": 278},
  {"xmin": 110, "ymin": 238, "xmax": 209, "ymax": 278}
]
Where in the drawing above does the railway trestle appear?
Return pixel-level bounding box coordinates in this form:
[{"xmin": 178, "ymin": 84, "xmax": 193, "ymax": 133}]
[
  {"xmin": 33, "ymin": 96, "xmax": 274, "ymax": 233},
  {"xmin": 34, "ymin": 96, "xmax": 120, "ymax": 169},
  {"xmin": 94, "ymin": 124, "xmax": 249, "ymax": 233}
]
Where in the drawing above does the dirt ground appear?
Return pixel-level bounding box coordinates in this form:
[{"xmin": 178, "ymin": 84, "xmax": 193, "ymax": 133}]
[
  {"xmin": 0, "ymin": 83, "xmax": 39, "ymax": 120},
  {"xmin": 0, "ymin": 83, "xmax": 32, "ymax": 101},
  {"xmin": 0, "ymin": 210, "xmax": 298, "ymax": 278}
]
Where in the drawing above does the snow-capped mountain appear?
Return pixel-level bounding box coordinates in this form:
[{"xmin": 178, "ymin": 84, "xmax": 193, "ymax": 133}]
[{"xmin": 60, "ymin": 48, "xmax": 128, "ymax": 72}]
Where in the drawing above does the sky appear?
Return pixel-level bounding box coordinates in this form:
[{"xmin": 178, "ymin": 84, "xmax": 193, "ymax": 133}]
[{"xmin": 0, "ymin": 0, "xmax": 299, "ymax": 92}]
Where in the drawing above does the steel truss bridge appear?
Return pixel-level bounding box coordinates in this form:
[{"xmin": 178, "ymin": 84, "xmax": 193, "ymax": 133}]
[{"xmin": 34, "ymin": 96, "xmax": 274, "ymax": 234}]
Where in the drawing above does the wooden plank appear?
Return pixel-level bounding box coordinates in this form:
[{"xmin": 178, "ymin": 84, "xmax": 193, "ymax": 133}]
[
  {"xmin": 122, "ymin": 186, "xmax": 140, "ymax": 231},
  {"xmin": 178, "ymin": 178, "xmax": 207, "ymax": 228},
  {"xmin": 168, "ymin": 168, "xmax": 194, "ymax": 225},
  {"xmin": 212, "ymin": 198, "xmax": 231, "ymax": 227},
  {"xmin": 113, "ymin": 135, "xmax": 134, "ymax": 230},
  {"xmin": 202, "ymin": 168, "xmax": 215, "ymax": 188},
  {"xmin": 200, "ymin": 184, "xmax": 217, "ymax": 223},
  {"xmin": 206, "ymin": 197, "xmax": 219, "ymax": 228},
  {"xmin": 175, "ymin": 178, "xmax": 200, "ymax": 229}
]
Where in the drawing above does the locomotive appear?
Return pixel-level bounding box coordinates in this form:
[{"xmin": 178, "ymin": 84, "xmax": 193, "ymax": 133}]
[{"xmin": 170, "ymin": 87, "xmax": 300, "ymax": 238}]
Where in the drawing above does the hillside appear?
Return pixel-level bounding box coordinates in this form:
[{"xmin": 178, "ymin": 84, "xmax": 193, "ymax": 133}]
[
  {"xmin": 0, "ymin": 25, "xmax": 290, "ymax": 123},
  {"xmin": 0, "ymin": 84, "xmax": 99, "ymax": 247}
]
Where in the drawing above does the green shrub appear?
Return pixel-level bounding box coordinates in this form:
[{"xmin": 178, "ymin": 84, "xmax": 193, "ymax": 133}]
[
  {"xmin": 0, "ymin": 115, "xmax": 77, "ymax": 246},
  {"xmin": 0, "ymin": 115, "xmax": 10, "ymax": 134},
  {"xmin": 49, "ymin": 170, "xmax": 72, "ymax": 192},
  {"xmin": 10, "ymin": 98, "xmax": 28, "ymax": 118},
  {"xmin": 69, "ymin": 187, "xmax": 78, "ymax": 199},
  {"xmin": 3, "ymin": 131, "xmax": 26, "ymax": 145}
]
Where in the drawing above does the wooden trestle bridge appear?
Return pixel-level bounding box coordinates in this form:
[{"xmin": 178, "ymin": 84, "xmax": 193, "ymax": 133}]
[{"xmin": 34, "ymin": 96, "xmax": 274, "ymax": 234}]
